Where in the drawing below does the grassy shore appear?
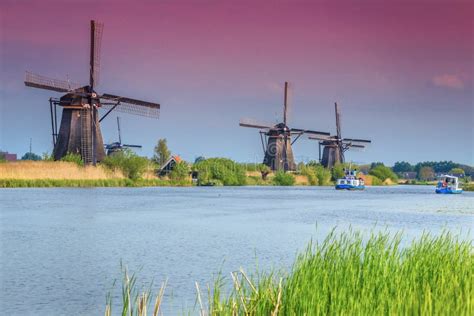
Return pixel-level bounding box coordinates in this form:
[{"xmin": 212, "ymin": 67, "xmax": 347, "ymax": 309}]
[
  {"xmin": 0, "ymin": 178, "xmax": 191, "ymax": 188},
  {"xmin": 110, "ymin": 230, "xmax": 472, "ymax": 315},
  {"xmin": 464, "ymin": 183, "xmax": 474, "ymax": 192}
]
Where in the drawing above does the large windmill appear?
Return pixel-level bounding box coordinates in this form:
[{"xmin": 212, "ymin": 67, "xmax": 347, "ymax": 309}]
[
  {"xmin": 240, "ymin": 82, "xmax": 330, "ymax": 171},
  {"xmin": 309, "ymin": 103, "xmax": 371, "ymax": 168},
  {"xmin": 24, "ymin": 20, "xmax": 160, "ymax": 164},
  {"xmin": 105, "ymin": 117, "xmax": 142, "ymax": 156}
]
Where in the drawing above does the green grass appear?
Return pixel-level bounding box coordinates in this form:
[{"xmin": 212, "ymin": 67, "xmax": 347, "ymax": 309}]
[
  {"xmin": 110, "ymin": 230, "xmax": 472, "ymax": 315},
  {"xmin": 463, "ymin": 183, "xmax": 474, "ymax": 192},
  {"xmin": 205, "ymin": 230, "xmax": 472, "ymax": 315},
  {"xmin": 0, "ymin": 178, "xmax": 191, "ymax": 188}
]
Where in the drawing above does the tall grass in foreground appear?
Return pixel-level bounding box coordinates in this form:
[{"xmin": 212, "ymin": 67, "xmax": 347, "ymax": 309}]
[{"xmin": 110, "ymin": 230, "xmax": 472, "ymax": 315}]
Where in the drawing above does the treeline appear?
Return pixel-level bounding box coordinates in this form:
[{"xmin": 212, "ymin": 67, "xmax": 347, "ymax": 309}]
[{"xmin": 392, "ymin": 160, "xmax": 472, "ymax": 181}]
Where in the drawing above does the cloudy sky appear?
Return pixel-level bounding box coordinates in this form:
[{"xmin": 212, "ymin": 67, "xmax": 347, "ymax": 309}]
[{"xmin": 1, "ymin": 0, "xmax": 472, "ymax": 165}]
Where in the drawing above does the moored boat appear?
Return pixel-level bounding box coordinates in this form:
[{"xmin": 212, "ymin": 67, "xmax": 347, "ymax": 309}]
[
  {"xmin": 335, "ymin": 168, "xmax": 365, "ymax": 190},
  {"xmin": 435, "ymin": 175, "xmax": 463, "ymax": 194}
]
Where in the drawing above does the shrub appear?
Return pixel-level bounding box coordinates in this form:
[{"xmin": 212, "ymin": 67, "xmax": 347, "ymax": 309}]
[
  {"xmin": 273, "ymin": 171, "xmax": 295, "ymax": 186},
  {"xmin": 369, "ymin": 165, "xmax": 398, "ymax": 182},
  {"xmin": 301, "ymin": 165, "xmax": 332, "ymax": 186},
  {"xmin": 61, "ymin": 152, "xmax": 84, "ymax": 166},
  {"xmin": 169, "ymin": 161, "xmax": 190, "ymax": 181},
  {"xmin": 193, "ymin": 158, "xmax": 246, "ymax": 186},
  {"xmin": 102, "ymin": 149, "xmax": 149, "ymax": 180},
  {"xmin": 331, "ymin": 164, "xmax": 346, "ymax": 180}
]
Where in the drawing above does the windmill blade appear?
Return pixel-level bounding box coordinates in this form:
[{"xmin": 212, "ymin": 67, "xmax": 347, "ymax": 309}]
[
  {"xmin": 291, "ymin": 128, "xmax": 330, "ymax": 136},
  {"xmin": 308, "ymin": 135, "xmax": 334, "ymax": 141},
  {"xmin": 343, "ymin": 138, "xmax": 371, "ymax": 143},
  {"xmin": 89, "ymin": 20, "xmax": 104, "ymax": 89},
  {"xmin": 24, "ymin": 71, "xmax": 81, "ymax": 93},
  {"xmin": 100, "ymin": 94, "xmax": 160, "ymax": 118},
  {"xmin": 335, "ymin": 102, "xmax": 342, "ymax": 140},
  {"xmin": 123, "ymin": 144, "xmax": 142, "ymax": 148},
  {"xmin": 347, "ymin": 144, "xmax": 366, "ymax": 148},
  {"xmin": 239, "ymin": 118, "xmax": 273, "ymax": 129}
]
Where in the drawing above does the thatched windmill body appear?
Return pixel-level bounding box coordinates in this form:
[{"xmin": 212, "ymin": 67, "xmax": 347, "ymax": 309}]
[
  {"xmin": 25, "ymin": 20, "xmax": 160, "ymax": 164},
  {"xmin": 240, "ymin": 82, "xmax": 330, "ymax": 171},
  {"xmin": 309, "ymin": 103, "xmax": 371, "ymax": 168}
]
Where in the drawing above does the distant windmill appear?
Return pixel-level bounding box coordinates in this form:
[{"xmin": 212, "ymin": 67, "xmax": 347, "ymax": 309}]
[
  {"xmin": 105, "ymin": 117, "xmax": 142, "ymax": 156},
  {"xmin": 24, "ymin": 20, "xmax": 160, "ymax": 165},
  {"xmin": 240, "ymin": 82, "xmax": 330, "ymax": 171},
  {"xmin": 309, "ymin": 103, "xmax": 371, "ymax": 168}
]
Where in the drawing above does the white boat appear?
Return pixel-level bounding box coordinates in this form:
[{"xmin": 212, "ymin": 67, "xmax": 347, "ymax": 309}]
[
  {"xmin": 335, "ymin": 168, "xmax": 365, "ymax": 190},
  {"xmin": 435, "ymin": 175, "xmax": 463, "ymax": 194}
]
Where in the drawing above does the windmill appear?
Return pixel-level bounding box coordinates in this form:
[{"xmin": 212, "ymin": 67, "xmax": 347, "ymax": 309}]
[
  {"xmin": 24, "ymin": 20, "xmax": 160, "ymax": 165},
  {"xmin": 240, "ymin": 82, "xmax": 330, "ymax": 171},
  {"xmin": 105, "ymin": 117, "xmax": 142, "ymax": 156},
  {"xmin": 309, "ymin": 103, "xmax": 371, "ymax": 168}
]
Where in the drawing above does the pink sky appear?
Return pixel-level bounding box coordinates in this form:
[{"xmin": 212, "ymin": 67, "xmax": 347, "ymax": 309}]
[{"xmin": 1, "ymin": 0, "xmax": 473, "ymax": 164}]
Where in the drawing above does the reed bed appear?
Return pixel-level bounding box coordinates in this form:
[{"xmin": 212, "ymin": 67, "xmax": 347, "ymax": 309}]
[
  {"xmin": 0, "ymin": 178, "xmax": 191, "ymax": 188},
  {"xmin": 0, "ymin": 161, "xmax": 122, "ymax": 180},
  {"xmin": 204, "ymin": 230, "xmax": 472, "ymax": 315},
  {"xmin": 109, "ymin": 230, "xmax": 472, "ymax": 315}
]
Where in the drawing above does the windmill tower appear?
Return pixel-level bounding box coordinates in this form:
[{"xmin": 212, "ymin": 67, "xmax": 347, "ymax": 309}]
[
  {"xmin": 309, "ymin": 103, "xmax": 371, "ymax": 168},
  {"xmin": 240, "ymin": 82, "xmax": 330, "ymax": 171},
  {"xmin": 105, "ymin": 117, "xmax": 142, "ymax": 156},
  {"xmin": 24, "ymin": 20, "xmax": 160, "ymax": 164}
]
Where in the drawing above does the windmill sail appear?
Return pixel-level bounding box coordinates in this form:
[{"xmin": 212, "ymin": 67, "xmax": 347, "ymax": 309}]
[{"xmin": 24, "ymin": 20, "xmax": 160, "ymax": 164}]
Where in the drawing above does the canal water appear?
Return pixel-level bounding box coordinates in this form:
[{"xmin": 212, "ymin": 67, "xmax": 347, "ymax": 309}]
[{"xmin": 1, "ymin": 186, "xmax": 473, "ymax": 315}]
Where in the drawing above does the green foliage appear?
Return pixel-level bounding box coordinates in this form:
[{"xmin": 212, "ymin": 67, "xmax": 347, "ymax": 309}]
[
  {"xmin": 193, "ymin": 158, "xmax": 246, "ymax": 186},
  {"xmin": 393, "ymin": 161, "xmax": 414, "ymax": 173},
  {"xmin": 331, "ymin": 164, "xmax": 346, "ymax": 180},
  {"xmin": 42, "ymin": 152, "xmax": 54, "ymax": 161},
  {"xmin": 369, "ymin": 165, "xmax": 398, "ymax": 182},
  {"xmin": 418, "ymin": 166, "xmax": 435, "ymax": 181},
  {"xmin": 273, "ymin": 171, "xmax": 295, "ymax": 186},
  {"xmin": 300, "ymin": 165, "xmax": 331, "ymax": 186},
  {"xmin": 0, "ymin": 153, "xmax": 6, "ymax": 163},
  {"xmin": 306, "ymin": 160, "xmax": 321, "ymax": 168},
  {"xmin": 169, "ymin": 161, "xmax": 190, "ymax": 181},
  {"xmin": 449, "ymin": 168, "xmax": 465, "ymax": 175},
  {"xmin": 415, "ymin": 161, "xmax": 459, "ymax": 174},
  {"xmin": 206, "ymin": 230, "xmax": 472, "ymax": 315},
  {"xmin": 60, "ymin": 152, "xmax": 83, "ymax": 166},
  {"xmin": 371, "ymin": 175, "xmax": 383, "ymax": 185},
  {"xmin": 102, "ymin": 149, "xmax": 149, "ymax": 180},
  {"xmin": 370, "ymin": 162, "xmax": 385, "ymax": 169},
  {"xmin": 21, "ymin": 152, "xmax": 42, "ymax": 161},
  {"xmin": 152, "ymin": 138, "xmax": 170, "ymax": 166}
]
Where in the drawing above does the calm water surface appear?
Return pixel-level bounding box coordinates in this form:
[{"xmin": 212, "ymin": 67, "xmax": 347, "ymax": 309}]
[{"xmin": 1, "ymin": 186, "xmax": 473, "ymax": 315}]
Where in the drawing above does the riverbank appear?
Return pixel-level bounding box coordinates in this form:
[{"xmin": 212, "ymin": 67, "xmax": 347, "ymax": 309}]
[
  {"xmin": 111, "ymin": 230, "xmax": 473, "ymax": 315},
  {"xmin": 0, "ymin": 160, "xmax": 398, "ymax": 188}
]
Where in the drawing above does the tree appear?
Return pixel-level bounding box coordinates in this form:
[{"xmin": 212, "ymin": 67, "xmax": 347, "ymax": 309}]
[
  {"xmin": 449, "ymin": 168, "xmax": 465, "ymax": 176},
  {"xmin": 369, "ymin": 165, "xmax": 398, "ymax": 182},
  {"xmin": 393, "ymin": 161, "xmax": 414, "ymax": 173},
  {"xmin": 153, "ymin": 139, "xmax": 170, "ymax": 166},
  {"xmin": 102, "ymin": 149, "xmax": 149, "ymax": 180},
  {"xmin": 370, "ymin": 162, "xmax": 385, "ymax": 170},
  {"xmin": 418, "ymin": 166, "xmax": 435, "ymax": 181},
  {"xmin": 21, "ymin": 152, "xmax": 42, "ymax": 161}
]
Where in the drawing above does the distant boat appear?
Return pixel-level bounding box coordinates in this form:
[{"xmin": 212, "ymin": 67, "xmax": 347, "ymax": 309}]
[
  {"xmin": 435, "ymin": 175, "xmax": 463, "ymax": 194},
  {"xmin": 335, "ymin": 167, "xmax": 365, "ymax": 190}
]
